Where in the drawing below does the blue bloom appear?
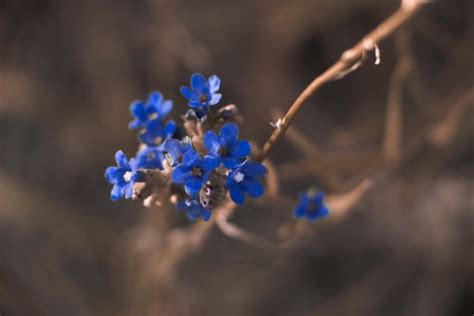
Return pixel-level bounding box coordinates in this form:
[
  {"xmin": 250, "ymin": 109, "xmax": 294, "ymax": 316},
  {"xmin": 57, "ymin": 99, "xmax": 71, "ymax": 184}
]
[
  {"xmin": 293, "ymin": 191, "xmax": 330, "ymax": 222},
  {"xmin": 180, "ymin": 73, "xmax": 222, "ymax": 109},
  {"xmin": 105, "ymin": 151, "xmax": 144, "ymax": 201},
  {"xmin": 226, "ymin": 160, "xmax": 266, "ymax": 204},
  {"xmin": 162, "ymin": 138, "xmax": 192, "ymax": 166},
  {"xmin": 135, "ymin": 146, "xmax": 164, "ymax": 169},
  {"xmin": 139, "ymin": 119, "xmax": 177, "ymax": 146},
  {"xmin": 176, "ymin": 199, "xmax": 212, "ymax": 222},
  {"xmin": 203, "ymin": 123, "xmax": 251, "ymax": 168},
  {"xmin": 171, "ymin": 149, "xmax": 219, "ymax": 196},
  {"xmin": 129, "ymin": 91, "xmax": 173, "ymax": 130}
]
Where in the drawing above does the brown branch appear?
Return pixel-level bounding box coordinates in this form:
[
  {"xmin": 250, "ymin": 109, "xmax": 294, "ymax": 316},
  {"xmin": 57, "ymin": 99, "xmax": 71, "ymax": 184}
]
[
  {"xmin": 428, "ymin": 89, "xmax": 474, "ymax": 147},
  {"xmin": 215, "ymin": 199, "xmax": 279, "ymax": 250},
  {"xmin": 326, "ymin": 179, "xmax": 374, "ymax": 220},
  {"xmin": 256, "ymin": 0, "xmax": 427, "ymax": 162},
  {"xmin": 383, "ymin": 53, "xmax": 412, "ymax": 163},
  {"xmin": 284, "ymin": 126, "xmax": 342, "ymax": 190}
]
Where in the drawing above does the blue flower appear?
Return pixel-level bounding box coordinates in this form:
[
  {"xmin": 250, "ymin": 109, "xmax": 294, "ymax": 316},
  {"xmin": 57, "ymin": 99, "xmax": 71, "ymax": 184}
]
[
  {"xmin": 139, "ymin": 119, "xmax": 177, "ymax": 146},
  {"xmin": 180, "ymin": 73, "xmax": 222, "ymax": 109},
  {"xmin": 226, "ymin": 160, "xmax": 266, "ymax": 204},
  {"xmin": 162, "ymin": 138, "xmax": 192, "ymax": 166},
  {"xmin": 293, "ymin": 191, "xmax": 330, "ymax": 222},
  {"xmin": 203, "ymin": 123, "xmax": 251, "ymax": 168},
  {"xmin": 171, "ymin": 149, "xmax": 219, "ymax": 196},
  {"xmin": 129, "ymin": 91, "xmax": 172, "ymax": 130},
  {"xmin": 176, "ymin": 199, "xmax": 212, "ymax": 222},
  {"xmin": 135, "ymin": 146, "xmax": 164, "ymax": 169},
  {"xmin": 105, "ymin": 151, "xmax": 144, "ymax": 201}
]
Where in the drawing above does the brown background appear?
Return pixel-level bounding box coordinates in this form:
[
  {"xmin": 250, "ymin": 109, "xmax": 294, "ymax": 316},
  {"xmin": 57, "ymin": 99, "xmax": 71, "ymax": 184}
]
[{"xmin": 0, "ymin": 0, "xmax": 472, "ymax": 315}]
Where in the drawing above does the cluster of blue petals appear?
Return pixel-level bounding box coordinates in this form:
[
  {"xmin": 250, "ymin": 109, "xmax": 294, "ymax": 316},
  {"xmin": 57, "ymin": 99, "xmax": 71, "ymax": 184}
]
[
  {"xmin": 129, "ymin": 91, "xmax": 176, "ymax": 147},
  {"xmin": 105, "ymin": 73, "xmax": 266, "ymax": 222},
  {"xmin": 105, "ymin": 151, "xmax": 144, "ymax": 201},
  {"xmin": 168, "ymin": 122, "xmax": 266, "ymax": 213},
  {"xmin": 293, "ymin": 191, "xmax": 330, "ymax": 222}
]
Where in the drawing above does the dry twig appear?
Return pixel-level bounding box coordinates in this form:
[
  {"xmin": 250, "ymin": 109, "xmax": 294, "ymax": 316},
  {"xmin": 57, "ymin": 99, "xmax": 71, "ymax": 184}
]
[{"xmin": 257, "ymin": 0, "xmax": 427, "ymax": 161}]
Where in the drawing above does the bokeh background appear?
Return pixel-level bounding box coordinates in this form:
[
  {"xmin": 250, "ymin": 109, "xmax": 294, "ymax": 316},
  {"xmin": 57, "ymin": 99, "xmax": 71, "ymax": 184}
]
[{"xmin": 0, "ymin": 0, "xmax": 472, "ymax": 315}]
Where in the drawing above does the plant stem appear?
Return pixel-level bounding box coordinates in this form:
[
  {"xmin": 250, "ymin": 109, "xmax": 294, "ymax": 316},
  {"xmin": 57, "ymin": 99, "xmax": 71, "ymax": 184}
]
[{"xmin": 257, "ymin": 0, "xmax": 427, "ymax": 162}]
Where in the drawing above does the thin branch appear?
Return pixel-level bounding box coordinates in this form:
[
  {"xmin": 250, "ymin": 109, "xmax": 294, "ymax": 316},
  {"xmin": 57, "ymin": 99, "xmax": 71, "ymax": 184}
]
[
  {"xmin": 326, "ymin": 179, "xmax": 374, "ymax": 219},
  {"xmin": 428, "ymin": 89, "xmax": 474, "ymax": 146},
  {"xmin": 263, "ymin": 158, "xmax": 280, "ymax": 198},
  {"xmin": 215, "ymin": 200, "xmax": 279, "ymax": 250},
  {"xmin": 256, "ymin": 0, "xmax": 427, "ymax": 162},
  {"xmin": 284, "ymin": 126, "xmax": 342, "ymax": 190},
  {"xmin": 383, "ymin": 55, "xmax": 412, "ymax": 163}
]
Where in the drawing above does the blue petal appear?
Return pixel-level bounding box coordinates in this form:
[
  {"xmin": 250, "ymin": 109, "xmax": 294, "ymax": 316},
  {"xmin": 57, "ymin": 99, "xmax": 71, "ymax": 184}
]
[
  {"xmin": 128, "ymin": 157, "xmax": 138, "ymax": 170},
  {"xmin": 320, "ymin": 205, "xmax": 330, "ymax": 217},
  {"xmin": 208, "ymin": 75, "xmax": 220, "ymax": 93},
  {"xmin": 105, "ymin": 166, "xmax": 122, "ymax": 183},
  {"xmin": 128, "ymin": 119, "xmax": 141, "ymax": 130},
  {"xmin": 222, "ymin": 158, "xmax": 241, "ymax": 169},
  {"xmin": 203, "ymin": 130, "xmax": 220, "ymax": 154},
  {"xmin": 191, "ymin": 73, "xmax": 207, "ymax": 91},
  {"xmin": 185, "ymin": 178, "xmax": 202, "ymax": 196},
  {"xmin": 115, "ymin": 151, "xmax": 129, "ymax": 169},
  {"xmin": 202, "ymin": 209, "xmax": 212, "ymax": 221},
  {"xmin": 231, "ymin": 140, "xmax": 251, "ymax": 158},
  {"xmin": 160, "ymin": 100, "xmax": 173, "ymax": 117},
  {"xmin": 182, "ymin": 149, "xmax": 200, "ymax": 166},
  {"xmin": 110, "ymin": 184, "xmax": 124, "ymax": 201},
  {"xmin": 147, "ymin": 91, "xmax": 163, "ymax": 108},
  {"xmin": 180, "ymin": 86, "xmax": 198, "ymax": 100},
  {"xmin": 241, "ymin": 179, "xmax": 264, "ymax": 198},
  {"xmin": 131, "ymin": 171, "xmax": 146, "ymax": 182},
  {"xmin": 308, "ymin": 208, "xmax": 328, "ymax": 222},
  {"xmin": 129, "ymin": 101, "xmax": 148, "ymax": 129},
  {"xmin": 293, "ymin": 206, "xmax": 306, "ymax": 218},
  {"xmin": 220, "ymin": 123, "xmax": 239, "ymax": 146},
  {"xmin": 189, "ymin": 100, "xmax": 205, "ymax": 108},
  {"xmin": 136, "ymin": 147, "xmax": 163, "ymax": 169},
  {"xmin": 164, "ymin": 120, "xmax": 177, "ymax": 139},
  {"xmin": 313, "ymin": 192, "xmax": 325, "ymax": 205},
  {"xmin": 209, "ymin": 93, "xmax": 222, "ymax": 106},
  {"xmin": 171, "ymin": 165, "xmax": 190, "ymax": 184},
  {"xmin": 229, "ymin": 182, "xmax": 245, "ymax": 204},
  {"xmin": 242, "ymin": 162, "xmax": 267, "ymax": 177},
  {"xmin": 298, "ymin": 193, "xmax": 310, "ymax": 207},
  {"xmin": 139, "ymin": 119, "xmax": 164, "ymax": 145},
  {"xmin": 201, "ymin": 156, "xmax": 219, "ymax": 171}
]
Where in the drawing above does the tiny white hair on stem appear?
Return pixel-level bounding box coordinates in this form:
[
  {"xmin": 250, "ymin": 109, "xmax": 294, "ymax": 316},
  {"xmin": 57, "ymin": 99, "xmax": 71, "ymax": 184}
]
[
  {"xmin": 270, "ymin": 118, "xmax": 284, "ymax": 129},
  {"xmin": 363, "ymin": 39, "xmax": 381, "ymax": 65}
]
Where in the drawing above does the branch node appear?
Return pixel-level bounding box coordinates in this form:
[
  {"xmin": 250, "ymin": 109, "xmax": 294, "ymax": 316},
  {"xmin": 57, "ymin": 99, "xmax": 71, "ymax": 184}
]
[
  {"xmin": 363, "ymin": 39, "xmax": 381, "ymax": 65},
  {"xmin": 270, "ymin": 118, "xmax": 284, "ymax": 129}
]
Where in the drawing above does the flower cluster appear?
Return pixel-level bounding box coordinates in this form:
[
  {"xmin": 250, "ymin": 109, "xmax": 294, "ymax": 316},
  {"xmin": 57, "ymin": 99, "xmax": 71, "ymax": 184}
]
[
  {"xmin": 293, "ymin": 190, "xmax": 330, "ymax": 222},
  {"xmin": 105, "ymin": 74, "xmax": 266, "ymax": 221}
]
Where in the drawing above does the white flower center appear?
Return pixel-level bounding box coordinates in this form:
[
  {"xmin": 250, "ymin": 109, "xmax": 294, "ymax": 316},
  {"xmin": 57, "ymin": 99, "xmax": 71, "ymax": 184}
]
[
  {"xmin": 233, "ymin": 172, "xmax": 244, "ymax": 183},
  {"xmin": 123, "ymin": 171, "xmax": 132, "ymax": 182}
]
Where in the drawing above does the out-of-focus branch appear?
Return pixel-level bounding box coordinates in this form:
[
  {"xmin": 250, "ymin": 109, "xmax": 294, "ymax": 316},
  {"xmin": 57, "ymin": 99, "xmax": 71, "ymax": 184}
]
[
  {"xmin": 215, "ymin": 201, "xmax": 279, "ymax": 251},
  {"xmin": 284, "ymin": 126, "xmax": 342, "ymax": 190},
  {"xmin": 155, "ymin": 215, "xmax": 216, "ymax": 281},
  {"xmin": 257, "ymin": 0, "xmax": 427, "ymax": 161},
  {"xmin": 383, "ymin": 52, "xmax": 412, "ymax": 163},
  {"xmin": 326, "ymin": 179, "xmax": 374, "ymax": 219},
  {"xmin": 428, "ymin": 89, "xmax": 473, "ymax": 147},
  {"xmin": 263, "ymin": 158, "xmax": 280, "ymax": 198}
]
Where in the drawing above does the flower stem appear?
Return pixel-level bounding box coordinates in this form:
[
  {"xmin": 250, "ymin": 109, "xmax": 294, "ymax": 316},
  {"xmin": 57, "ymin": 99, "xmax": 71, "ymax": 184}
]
[{"xmin": 256, "ymin": 0, "xmax": 426, "ymax": 162}]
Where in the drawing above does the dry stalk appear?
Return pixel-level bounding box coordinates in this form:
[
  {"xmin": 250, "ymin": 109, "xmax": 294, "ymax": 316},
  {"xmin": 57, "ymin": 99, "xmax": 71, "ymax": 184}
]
[{"xmin": 257, "ymin": 0, "xmax": 427, "ymax": 161}]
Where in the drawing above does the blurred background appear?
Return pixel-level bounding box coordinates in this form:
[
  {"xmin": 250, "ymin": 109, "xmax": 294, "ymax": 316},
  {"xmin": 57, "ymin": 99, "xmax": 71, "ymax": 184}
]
[{"xmin": 0, "ymin": 0, "xmax": 472, "ymax": 315}]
